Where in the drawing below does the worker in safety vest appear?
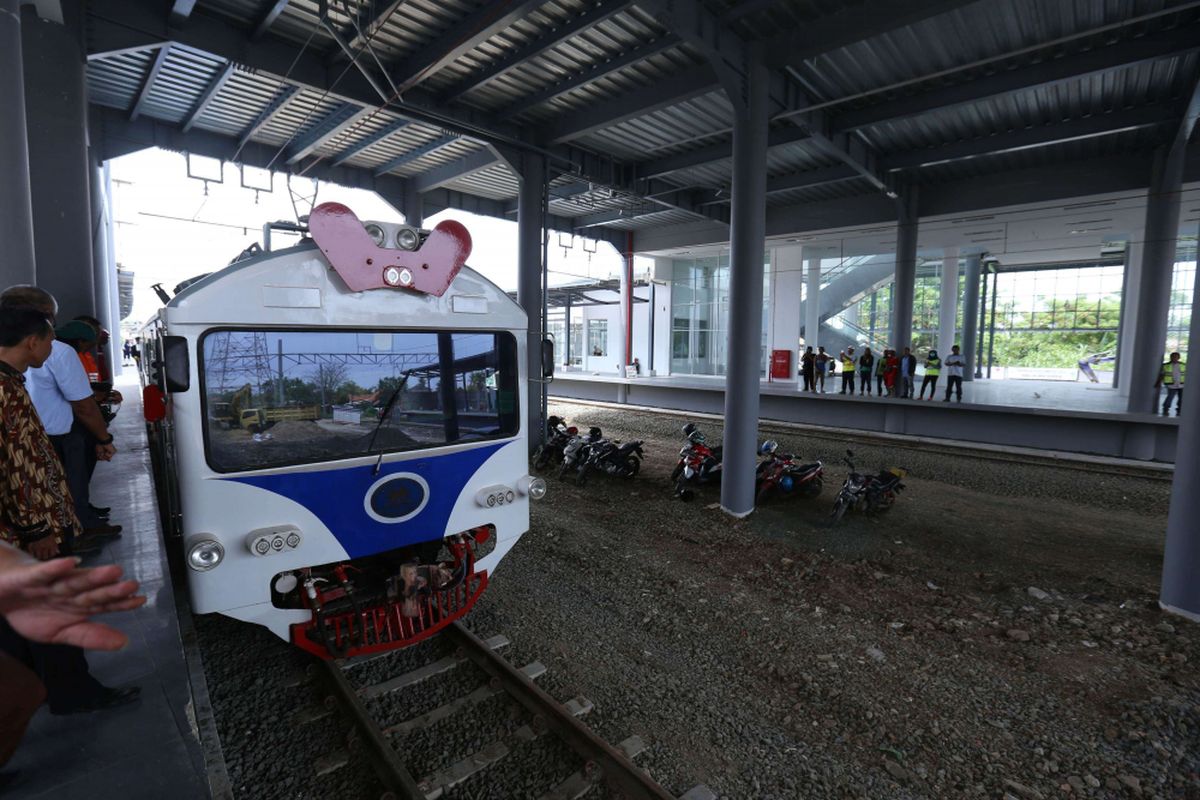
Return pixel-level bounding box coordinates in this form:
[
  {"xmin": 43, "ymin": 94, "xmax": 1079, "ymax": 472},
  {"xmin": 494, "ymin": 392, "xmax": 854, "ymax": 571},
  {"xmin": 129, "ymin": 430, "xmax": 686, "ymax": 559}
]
[
  {"xmin": 839, "ymin": 347, "xmax": 857, "ymax": 395},
  {"xmin": 918, "ymin": 349, "xmax": 941, "ymax": 400},
  {"xmin": 1154, "ymin": 351, "xmax": 1186, "ymax": 416}
]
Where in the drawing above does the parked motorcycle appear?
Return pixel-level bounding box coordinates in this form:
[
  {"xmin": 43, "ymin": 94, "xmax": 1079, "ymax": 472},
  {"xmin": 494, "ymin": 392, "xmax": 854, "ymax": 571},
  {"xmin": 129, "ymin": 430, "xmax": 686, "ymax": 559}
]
[
  {"xmin": 754, "ymin": 440, "xmax": 823, "ymax": 505},
  {"xmin": 671, "ymin": 423, "xmax": 723, "ymax": 501},
  {"xmin": 558, "ymin": 426, "xmax": 604, "ymax": 482},
  {"xmin": 575, "ymin": 436, "xmax": 644, "ymax": 485},
  {"xmin": 532, "ymin": 415, "xmax": 576, "ymax": 471},
  {"xmin": 829, "ymin": 449, "xmax": 907, "ymax": 524}
]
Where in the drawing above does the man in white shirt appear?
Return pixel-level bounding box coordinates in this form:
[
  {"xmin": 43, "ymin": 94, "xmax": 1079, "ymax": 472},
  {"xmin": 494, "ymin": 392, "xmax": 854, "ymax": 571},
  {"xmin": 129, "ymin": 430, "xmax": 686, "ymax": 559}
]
[
  {"xmin": 0, "ymin": 287, "xmax": 119, "ymax": 547},
  {"xmin": 943, "ymin": 344, "xmax": 966, "ymax": 402}
]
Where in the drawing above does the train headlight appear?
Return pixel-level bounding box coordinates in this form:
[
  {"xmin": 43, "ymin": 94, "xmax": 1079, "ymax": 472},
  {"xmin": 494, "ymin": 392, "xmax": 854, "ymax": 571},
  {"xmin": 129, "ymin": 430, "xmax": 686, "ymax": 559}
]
[
  {"xmin": 364, "ymin": 223, "xmax": 386, "ymax": 247},
  {"xmin": 518, "ymin": 476, "xmax": 547, "ymax": 500},
  {"xmin": 396, "ymin": 227, "xmax": 420, "ymax": 250},
  {"xmin": 187, "ymin": 538, "xmax": 225, "ymax": 572}
]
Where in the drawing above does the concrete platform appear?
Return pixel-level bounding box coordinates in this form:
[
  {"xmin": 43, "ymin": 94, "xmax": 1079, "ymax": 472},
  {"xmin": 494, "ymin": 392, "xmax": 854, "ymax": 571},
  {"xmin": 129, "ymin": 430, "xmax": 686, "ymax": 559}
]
[
  {"xmin": 551, "ymin": 372, "xmax": 1179, "ymax": 463},
  {"xmin": 6, "ymin": 376, "xmax": 213, "ymax": 799}
]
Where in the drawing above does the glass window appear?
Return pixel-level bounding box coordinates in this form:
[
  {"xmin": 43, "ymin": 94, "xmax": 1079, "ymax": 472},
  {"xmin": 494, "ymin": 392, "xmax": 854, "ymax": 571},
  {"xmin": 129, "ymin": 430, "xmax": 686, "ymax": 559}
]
[
  {"xmin": 569, "ymin": 322, "xmax": 583, "ymax": 366},
  {"xmin": 587, "ymin": 320, "xmax": 608, "ymax": 356},
  {"xmin": 200, "ymin": 329, "xmax": 519, "ymax": 472}
]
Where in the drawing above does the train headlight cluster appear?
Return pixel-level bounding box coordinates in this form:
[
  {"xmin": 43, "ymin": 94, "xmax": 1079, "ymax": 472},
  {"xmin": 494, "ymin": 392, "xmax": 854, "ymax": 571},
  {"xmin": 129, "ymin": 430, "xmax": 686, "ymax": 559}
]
[
  {"xmin": 246, "ymin": 526, "xmax": 303, "ymax": 557},
  {"xmin": 395, "ymin": 227, "xmax": 420, "ymax": 250},
  {"xmin": 364, "ymin": 223, "xmax": 386, "ymax": 247},
  {"xmin": 187, "ymin": 537, "xmax": 225, "ymax": 572}
]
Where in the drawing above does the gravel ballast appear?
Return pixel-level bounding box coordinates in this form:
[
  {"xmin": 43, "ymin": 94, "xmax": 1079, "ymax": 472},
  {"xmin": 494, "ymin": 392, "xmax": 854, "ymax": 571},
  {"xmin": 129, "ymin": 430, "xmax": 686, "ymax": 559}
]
[{"xmin": 193, "ymin": 398, "xmax": 1195, "ymax": 799}]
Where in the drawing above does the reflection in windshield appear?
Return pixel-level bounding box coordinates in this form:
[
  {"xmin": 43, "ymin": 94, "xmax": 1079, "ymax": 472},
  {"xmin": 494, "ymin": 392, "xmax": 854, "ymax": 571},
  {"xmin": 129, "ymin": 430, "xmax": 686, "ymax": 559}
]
[{"xmin": 201, "ymin": 330, "xmax": 519, "ymax": 472}]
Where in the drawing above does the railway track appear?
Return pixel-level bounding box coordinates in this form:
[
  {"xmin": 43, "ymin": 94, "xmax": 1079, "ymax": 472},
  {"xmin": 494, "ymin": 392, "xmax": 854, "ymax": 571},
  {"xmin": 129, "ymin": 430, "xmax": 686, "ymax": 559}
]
[{"xmin": 313, "ymin": 622, "xmax": 713, "ymax": 800}]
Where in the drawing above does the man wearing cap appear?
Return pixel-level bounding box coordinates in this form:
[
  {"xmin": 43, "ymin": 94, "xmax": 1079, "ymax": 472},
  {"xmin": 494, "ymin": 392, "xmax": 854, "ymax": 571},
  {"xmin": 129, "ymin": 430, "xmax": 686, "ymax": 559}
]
[{"xmin": 0, "ymin": 288, "xmax": 120, "ymax": 550}]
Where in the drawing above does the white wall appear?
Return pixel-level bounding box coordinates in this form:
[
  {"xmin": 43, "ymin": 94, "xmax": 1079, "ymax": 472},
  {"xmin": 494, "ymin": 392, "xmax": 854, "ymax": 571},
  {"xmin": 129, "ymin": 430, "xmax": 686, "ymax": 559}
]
[{"xmin": 769, "ymin": 245, "xmax": 804, "ymax": 380}]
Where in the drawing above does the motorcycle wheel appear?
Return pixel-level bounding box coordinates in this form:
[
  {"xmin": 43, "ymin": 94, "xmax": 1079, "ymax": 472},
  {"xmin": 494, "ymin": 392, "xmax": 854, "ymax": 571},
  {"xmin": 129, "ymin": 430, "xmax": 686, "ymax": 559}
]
[
  {"xmin": 675, "ymin": 480, "xmax": 695, "ymax": 502},
  {"xmin": 803, "ymin": 478, "xmax": 823, "ymax": 497},
  {"xmin": 557, "ymin": 461, "xmax": 572, "ymax": 481},
  {"xmin": 575, "ymin": 465, "xmax": 590, "ymax": 487},
  {"xmin": 624, "ymin": 456, "xmax": 641, "ymax": 477},
  {"xmin": 755, "ymin": 485, "xmax": 772, "ymax": 506},
  {"xmin": 830, "ymin": 495, "xmax": 849, "ymax": 524},
  {"xmin": 532, "ymin": 446, "xmax": 551, "ymax": 471},
  {"xmin": 669, "ymin": 462, "xmax": 683, "ymax": 482}
]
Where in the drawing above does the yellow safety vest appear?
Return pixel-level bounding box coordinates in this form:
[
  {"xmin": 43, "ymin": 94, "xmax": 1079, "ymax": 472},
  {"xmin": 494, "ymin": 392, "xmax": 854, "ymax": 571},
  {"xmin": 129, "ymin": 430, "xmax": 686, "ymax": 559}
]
[
  {"xmin": 925, "ymin": 357, "xmax": 941, "ymax": 376},
  {"xmin": 841, "ymin": 356, "xmax": 855, "ymax": 371},
  {"xmin": 1161, "ymin": 361, "xmax": 1186, "ymax": 385}
]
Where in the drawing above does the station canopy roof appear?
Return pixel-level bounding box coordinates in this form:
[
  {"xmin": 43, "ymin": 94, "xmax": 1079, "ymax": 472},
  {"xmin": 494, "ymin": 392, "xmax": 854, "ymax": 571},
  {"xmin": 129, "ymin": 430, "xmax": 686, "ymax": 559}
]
[{"xmin": 84, "ymin": 0, "xmax": 1200, "ymax": 248}]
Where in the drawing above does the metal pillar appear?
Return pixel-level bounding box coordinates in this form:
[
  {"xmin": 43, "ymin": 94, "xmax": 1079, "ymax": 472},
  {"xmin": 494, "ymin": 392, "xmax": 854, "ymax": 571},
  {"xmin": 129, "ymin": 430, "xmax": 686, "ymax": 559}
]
[
  {"xmin": 961, "ymin": 254, "xmax": 981, "ymax": 381},
  {"xmin": 1127, "ymin": 146, "xmax": 1186, "ymax": 414},
  {"xmin": 1160, "ymin": 226, "xmax": 1200, "ymax": 621},
  {"xmin": 937, "ymin": 248, "xmax": 959, "ymax": 356},
  {"xmin": 563, "ymin": 295, "xmax": 572, "ymax": 366},
  {"xmin": 718, "ymin": 52, "xmax": 769, "ymax": 518},
  {"xmin": 804, "ymin": 255, "xmax": 821, "ymax": 350},
  {"xmin": 1, "ymin": 0, "xmax": 36, "ymax": 286},
  {"xmin": 89, "ymin": 156, "xmax": 116, "ymax": 372},
  {"xmin": 891, "ymin": 188, "xmax": 919, "ymax": 351},
  {"xmin": 22, "ymin": 5, "xmax": 95, "ymax": 316},
  {"xmin": 1115, "ymin": 237, "xmax": 1145, "ymax": 393},
  {"xmin": 986, "ymin": 268, "xmax": 998, "ymax": 379},
  {"xmin": 975, "ymin": 262, "xmax": 989, "ymax": 379},
  {"xmin": 516, "ymin": 154, "xmax": 546, "ymax": 451},
  {"xmin": 403, "ymin": 181, "xmax": 424, "ymax": 228}
]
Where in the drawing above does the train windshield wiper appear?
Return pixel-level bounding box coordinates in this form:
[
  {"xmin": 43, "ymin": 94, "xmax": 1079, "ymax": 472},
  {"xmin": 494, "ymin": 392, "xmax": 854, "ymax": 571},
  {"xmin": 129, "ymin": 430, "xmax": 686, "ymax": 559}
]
[{"xmin": 368, "ymin": 374, "xmax": 410, "ymax": 475}]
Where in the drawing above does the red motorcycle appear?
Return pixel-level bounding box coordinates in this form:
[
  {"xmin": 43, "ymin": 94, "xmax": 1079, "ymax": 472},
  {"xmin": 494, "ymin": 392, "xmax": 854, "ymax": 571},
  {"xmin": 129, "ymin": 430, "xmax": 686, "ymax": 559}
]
[
  {"xmin": 671, "ymin": 423, "xmax": 723, "ymax": 501},
  {"xmin": 754, "ymin": 440, "xmax": 823, "ymax": 504}
]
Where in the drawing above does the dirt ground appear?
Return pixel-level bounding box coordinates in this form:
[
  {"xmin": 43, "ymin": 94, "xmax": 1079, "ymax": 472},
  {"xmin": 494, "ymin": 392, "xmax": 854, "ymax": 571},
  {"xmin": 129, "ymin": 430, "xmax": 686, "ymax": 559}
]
[{"xmin": 463, "ymin": 401, "xmax": 1197, "ymax": 799}]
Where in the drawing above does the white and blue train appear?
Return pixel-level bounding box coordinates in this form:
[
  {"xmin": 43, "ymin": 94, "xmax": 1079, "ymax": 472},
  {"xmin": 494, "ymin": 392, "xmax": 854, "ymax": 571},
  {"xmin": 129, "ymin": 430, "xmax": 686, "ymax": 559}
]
[{"xmin": 140, "ymin": 203, "xmax": 545, "ymax": 658}]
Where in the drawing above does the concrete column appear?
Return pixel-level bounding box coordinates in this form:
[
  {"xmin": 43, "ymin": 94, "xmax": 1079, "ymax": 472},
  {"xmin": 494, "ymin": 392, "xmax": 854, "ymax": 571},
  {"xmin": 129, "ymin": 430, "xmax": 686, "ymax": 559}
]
[
  {"xmin": 22, "ymin": 5, "xmax": 95, "ymax": 316},
  {"xmin": 891, "ymin": 188, "xmax": 919, "ymax": 351},
  {"xmin": 516, "ymin": 154, "xmax": 545, "ymax": 451},
  {"xmin": 89, "ymin": 156, "xmax": 116, "ymax": 373},
  {"xmin": 771, "ymin": 244, "xmax": 804, "ymax": 379},
  {"xmin": 718, "ymin": 53, "xmax": 769, "ymax": 518},
  {"xmin": 961, "ymin": 254, "xmax": 981, "ymax": 381},
  {"xmin": 938, "ymin": 248, "xmax": 959, "ymax": 356},
  {"xmin": 1127, "ymin": 147, "xmax": 1185, "ymax": 414},
  {"xmin": 1115, "ymin": 237, "xmax": 1145, "ymax": 394},
  {"xmin": 804, "ymin": 255, "xmax": 821, "ymax": 350},
  {"xmin": 1160, "ymin": 238, "xmax": 1200, "ymax": 621},
  {"xmin": 1, "ymin": 0, "xmax": 36, "ymax": 286},
  {"xmin": 618, "ymin": 233, "xmax": 632, "ymax": 378}
]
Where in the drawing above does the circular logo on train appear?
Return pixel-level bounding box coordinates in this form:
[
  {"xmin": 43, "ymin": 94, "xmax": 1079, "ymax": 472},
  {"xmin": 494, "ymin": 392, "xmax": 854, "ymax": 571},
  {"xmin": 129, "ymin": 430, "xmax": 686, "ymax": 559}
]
[{"xmin": 363, "ymin": 472, "xmax": 430, "ymax": 524}]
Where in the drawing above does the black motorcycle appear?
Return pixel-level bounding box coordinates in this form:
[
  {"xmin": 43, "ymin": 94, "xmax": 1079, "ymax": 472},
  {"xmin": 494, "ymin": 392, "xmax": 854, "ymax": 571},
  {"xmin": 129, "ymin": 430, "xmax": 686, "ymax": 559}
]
[
  {"xmin": 671, "ymin": 423, "xmax": 723, "ymax": 501},
  {"xmin": 558, "ymin": 426, "xmax": 604, "ymax": 482},
  {"xmin": 532, "ymin": 415, "xmax": 576, "ymax": 471},
  {"xmin": 829, "ymin": 449, "xmax": 907, "ymax": 524},
  {"xmin": 576, "ymin": 436, "xmax": 644, "ymax": 485}
]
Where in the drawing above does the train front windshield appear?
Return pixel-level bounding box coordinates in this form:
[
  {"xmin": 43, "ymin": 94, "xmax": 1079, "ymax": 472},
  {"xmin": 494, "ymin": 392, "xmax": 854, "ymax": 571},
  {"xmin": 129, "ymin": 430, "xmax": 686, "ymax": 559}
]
[{"xmin": 200, "ymin": 329, "xmax": 520, "ymax": 473}]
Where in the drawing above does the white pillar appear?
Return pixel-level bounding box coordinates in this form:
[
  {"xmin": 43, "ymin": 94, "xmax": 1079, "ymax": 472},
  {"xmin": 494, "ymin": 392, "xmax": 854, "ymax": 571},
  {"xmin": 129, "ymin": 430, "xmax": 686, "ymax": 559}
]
[
  {"xmin": 804, "ymin": 255, "xmax": 821, "ymax": 351},
  {"xmin": 1116, "ymin": 236, "xmax": 1144, "ymax": 395},
  {"xmin": 771, "ymin": 245, "xmax": 805, "ymax": 381},
  {"xmin": 938, "ymin": 248, "xmax": 960, "ymax": 356}
]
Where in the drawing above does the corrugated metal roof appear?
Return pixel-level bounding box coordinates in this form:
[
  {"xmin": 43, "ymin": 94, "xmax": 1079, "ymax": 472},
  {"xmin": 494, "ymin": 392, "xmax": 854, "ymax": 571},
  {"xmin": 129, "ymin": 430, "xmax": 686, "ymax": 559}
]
[{"xmin": 82, "ymin": 0, "xmax": 1200, "ymax": 240}]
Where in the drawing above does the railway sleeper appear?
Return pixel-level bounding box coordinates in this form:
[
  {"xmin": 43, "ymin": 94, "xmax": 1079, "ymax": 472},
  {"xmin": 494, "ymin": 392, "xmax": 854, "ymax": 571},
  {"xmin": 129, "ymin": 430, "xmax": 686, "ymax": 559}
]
[
  {"xmin": 537, "ymin": 734, "xmax": 647, "ymax": 800},
  {"xmin": 417, "ymin": 696, "xmax": 594, "ymax": 800},
  {"xmin": 385, "ymin": 661, "xmax": 547, "ymax": 736},
  {"xmin": 358, "ymin": 635, "xmax": 510, "ymax": 699}
]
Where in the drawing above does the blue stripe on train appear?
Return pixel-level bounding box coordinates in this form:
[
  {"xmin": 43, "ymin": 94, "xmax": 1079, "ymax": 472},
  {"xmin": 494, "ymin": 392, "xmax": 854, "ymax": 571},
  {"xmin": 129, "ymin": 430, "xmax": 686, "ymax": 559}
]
[{"xmin": 225, "ymin": 442, "xmax": 507, "ymax": 558}]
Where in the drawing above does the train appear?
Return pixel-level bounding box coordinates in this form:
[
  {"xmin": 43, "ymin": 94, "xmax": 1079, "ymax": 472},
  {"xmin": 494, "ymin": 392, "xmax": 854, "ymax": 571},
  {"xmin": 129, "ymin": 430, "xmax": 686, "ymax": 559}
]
[{"xmin": 139, "ymin": 202, "xmax": 545, "ymax": 658}]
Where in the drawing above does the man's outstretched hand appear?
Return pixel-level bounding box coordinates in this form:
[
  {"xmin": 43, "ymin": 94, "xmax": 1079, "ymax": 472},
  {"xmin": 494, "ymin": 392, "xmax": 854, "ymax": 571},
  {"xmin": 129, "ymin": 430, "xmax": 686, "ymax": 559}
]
[{"xmin": 0, "ymin": 548, "xmax": 146, "ymax": 650}]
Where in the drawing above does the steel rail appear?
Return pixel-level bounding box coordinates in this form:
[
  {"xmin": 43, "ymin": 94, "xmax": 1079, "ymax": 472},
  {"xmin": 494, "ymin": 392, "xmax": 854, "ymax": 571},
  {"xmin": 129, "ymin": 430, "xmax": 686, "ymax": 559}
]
[
  {"xmin": 321, "ymin": 659, "xmax": 424, "ymax": 800},
  {"xmin": 444, "ymin": 621, "xmax": 676, "ymax": 800}
]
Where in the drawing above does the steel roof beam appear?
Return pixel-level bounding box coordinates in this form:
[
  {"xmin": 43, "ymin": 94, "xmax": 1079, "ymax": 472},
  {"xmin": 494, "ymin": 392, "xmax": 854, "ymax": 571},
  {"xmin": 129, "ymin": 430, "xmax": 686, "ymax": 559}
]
[
  {"xmin": 835, "ymin": 25, "xmax": 1200, "ymax": 131},
  {"xmin": 880, "ymin": 105, "xmax": 1178, "ymax": 171},
  {"xmin": 336, "ymin": 0, "xmax": 406, "ymax": 54},
  {"xmin": 373, "ymin": 135, "xmax": 460, "ymax": 176},
  {"xmin": 182, "ymin": 62, "xmax": 234, "ymax": 133},
  {"xmin": 633, "ymin": 125, "xmax": 812, "ymax": 180},
  {"xmin": 573, "ymin": 208, "xmax": 649, "ymax": 228},
  {"xmin": 763, "ymin": 0, "xmax": 980, "ymax": 70},
  {"xmin": 411, "ymin": 148, "xmax": 499, "ymax": 193},
  {"xmin": 544, "ymin": 67, "xmax": 718, "ymax": 144},
  {"xmin": 236, "ymin": 83, "xmax": 300, "ymax": 151},
  {"xmin": 169, "ymin": 0, "xmax": 197, "ymax": 25},
  {"xmin": 286, "ymin": 103, "xmax": 371, "ymax": 164},
  {"xmin": 507, "ymin": 34, "xmax": 681, "ymax": 116},
  {"xmin": 438, "ymin": 0, "xmax": 637, "ymax": 104},
  {"xmin": 388, "ymin": 0, "xmax": 546, "ymax": 94},
  {"xmin": 252, "ymin": 0, "xmax": 291, "ymax": 41},
  {"xmin": 701, "ymin": 164, "xmax": 860, "ymax": 204},
  {"xmin": 129, "ymin": 45, "xmax": 171, "ymax": 121},
  {"xmin": 329, "ymin": 119, "xmax": 411, "ymax": 167}
]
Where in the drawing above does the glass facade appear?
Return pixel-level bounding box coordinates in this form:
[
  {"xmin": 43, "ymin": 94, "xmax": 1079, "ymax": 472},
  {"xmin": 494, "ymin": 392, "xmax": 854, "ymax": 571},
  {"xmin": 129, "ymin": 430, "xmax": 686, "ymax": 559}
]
[{"xmin": 670, "ymin": 251, "xmax": 770, "ymax": 376}]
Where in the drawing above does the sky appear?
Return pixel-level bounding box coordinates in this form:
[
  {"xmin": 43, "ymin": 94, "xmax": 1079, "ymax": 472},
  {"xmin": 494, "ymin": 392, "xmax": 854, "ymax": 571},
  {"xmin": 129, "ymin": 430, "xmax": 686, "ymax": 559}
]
[{"xmin": 109, "ymin": 148, "xmax": 627, "ymax": 329}]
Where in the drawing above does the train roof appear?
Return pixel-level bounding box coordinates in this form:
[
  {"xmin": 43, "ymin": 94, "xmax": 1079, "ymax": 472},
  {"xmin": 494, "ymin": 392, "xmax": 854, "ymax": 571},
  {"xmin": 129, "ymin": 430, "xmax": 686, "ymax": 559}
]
[{"xmin": 159, "ymin": 239, "xmax": 525, "ymax": 331}]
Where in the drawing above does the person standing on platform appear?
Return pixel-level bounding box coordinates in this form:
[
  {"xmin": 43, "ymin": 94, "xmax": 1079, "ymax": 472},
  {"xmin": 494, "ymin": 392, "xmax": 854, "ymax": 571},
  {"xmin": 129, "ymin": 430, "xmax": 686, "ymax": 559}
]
[
  {"xmin": 875, "ymin": 348, "xmax": 888, "ymax": 395},
  {"xmin": 858, "ymin": 347, "xmax": 875, "ymax": 395},
  {"xmin": 0, "ymin": 288, "xmax": 121, "ymax": 548},
  {"xmin": 943, "ymin": 345, "xmax": 966, "ymax": 402},
  {"xmin": 800, "ymin": 346, "xmax": 816, "ymax": 392},
  {"xmin": 899, "ymin": 347, "xmax": 917, "ymax": 399},
  {"xmin": 919, "ymin": 349, "xmax": 942, "ymax": 400},
  {"xmin": 883, "ymin": 349, "xmax": 899, "ymax": 396},
  {"xmin": 0, "ymin": 305, "xmax": 141, "ymax": 722},
  {"xmin": 839, "ymin": 348, "xmax": 857, "ymax": 394},
  {"xmin": 1155, "ymin": 351, "xmax": 1186, "ymax": 416},
  {"xmin": 815, "ymin": 347, "xmax": 830, "ymax": 393}
]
